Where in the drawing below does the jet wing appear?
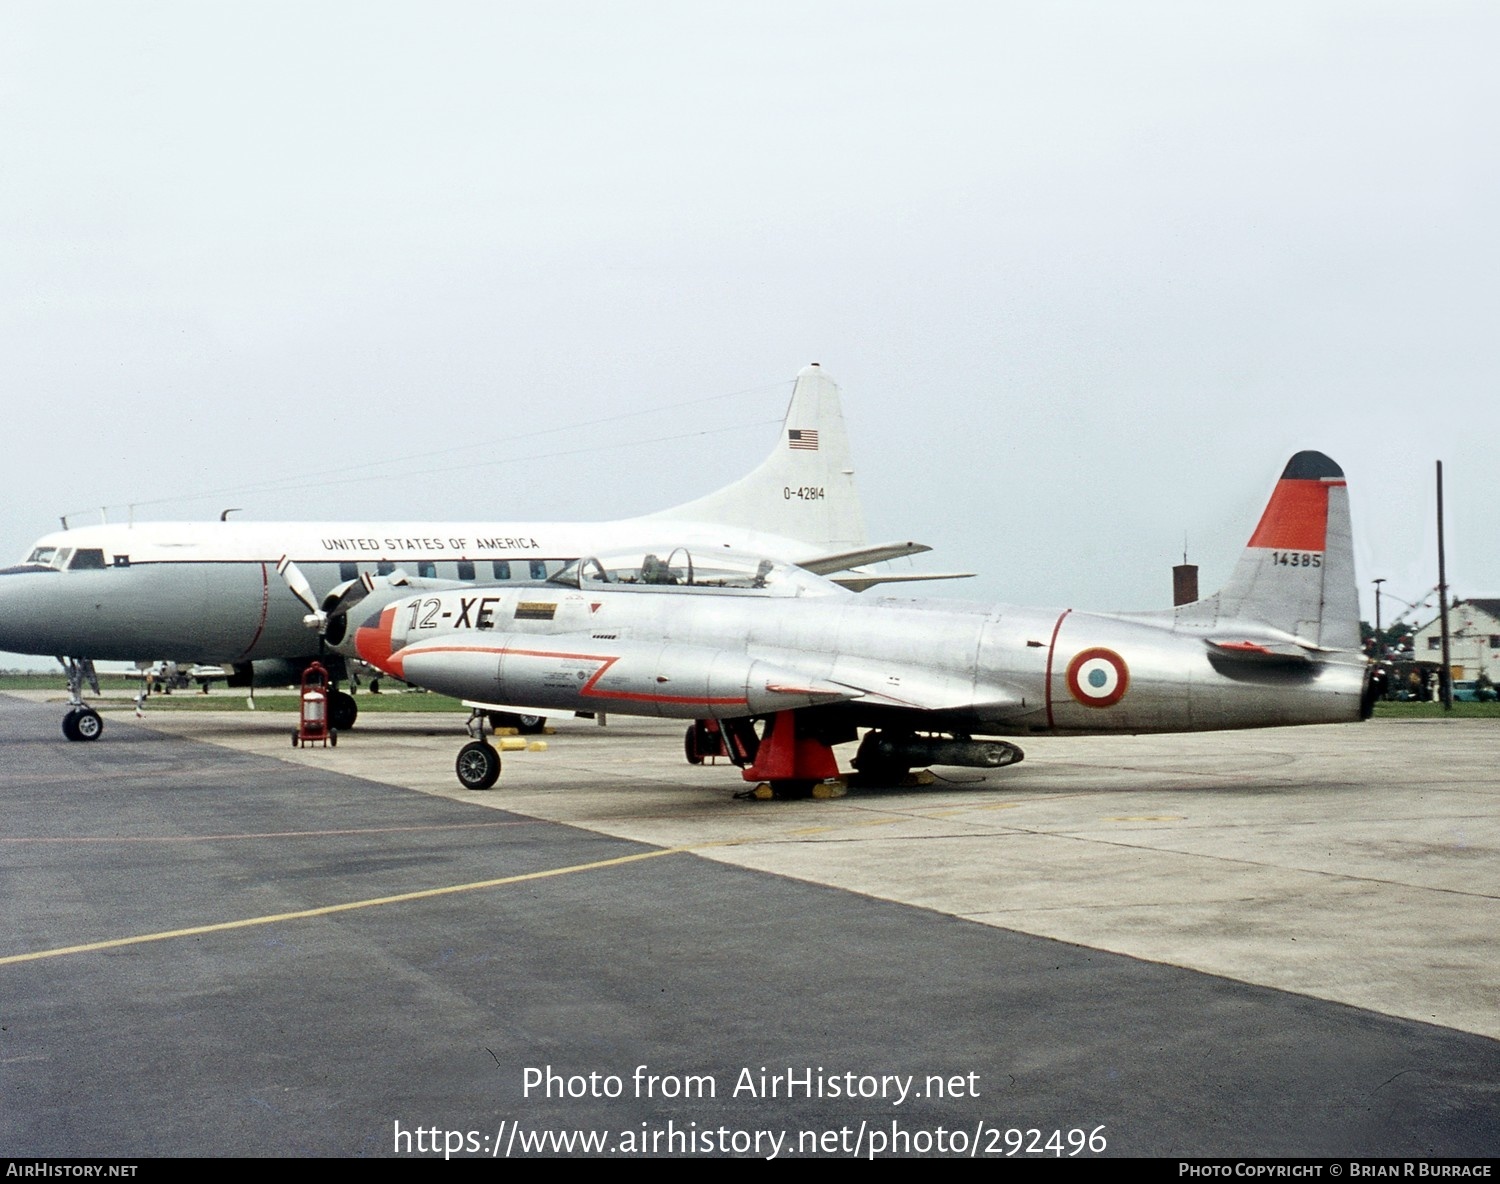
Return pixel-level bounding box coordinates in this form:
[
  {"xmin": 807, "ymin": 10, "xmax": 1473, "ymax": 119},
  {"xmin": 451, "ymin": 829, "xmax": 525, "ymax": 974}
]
[{"xmin": 822, "ymin": 655, "xmax": 1031, "ymax": 718}]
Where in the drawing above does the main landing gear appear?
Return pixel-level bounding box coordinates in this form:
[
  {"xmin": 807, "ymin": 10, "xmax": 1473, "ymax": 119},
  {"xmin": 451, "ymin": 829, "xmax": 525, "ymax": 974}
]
[
  {"xmin": 689, "ymin": 714, "xmax": 1026, "ymax": 799},
  {"xmin": 487, "ymin": 710, "xmax": 545, "ymax": 735},
  {"xmin": 686, "ymin": 712, "xmax": 845, "ymax": 798},
  {"xmin": 329, "ymin": 689, "xmax": 358, "ymax": 732}
]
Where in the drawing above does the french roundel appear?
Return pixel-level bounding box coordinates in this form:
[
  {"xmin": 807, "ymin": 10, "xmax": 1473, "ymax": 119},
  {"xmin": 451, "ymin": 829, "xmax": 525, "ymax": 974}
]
[{"xmin": 1065, "ymin": 647, "xmax": 1129, "ymax": 708}]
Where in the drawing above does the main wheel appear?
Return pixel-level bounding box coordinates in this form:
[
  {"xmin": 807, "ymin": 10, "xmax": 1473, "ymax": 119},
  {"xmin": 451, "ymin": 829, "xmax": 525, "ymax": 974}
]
[
  {"xmin": 852, "ymin": 731, "xmax": 911, "ymax": 785},
  {"xmin": 489, "ymin": 711, "xmax": 546, "ymax": 735},
  {"xmin": 456, "ymin": 740, "xmax": 501, "ymax": 790},
  {"xmin": 329, "ymin": 690, "xmax": 358, "ymax": 731},
  {"xmin": 62, "ymin": 711, "xmax": 80, "ymax": 741},
  {"xmin": 684, "ymin": 724, "xmax": 703, "ymax": 765}
]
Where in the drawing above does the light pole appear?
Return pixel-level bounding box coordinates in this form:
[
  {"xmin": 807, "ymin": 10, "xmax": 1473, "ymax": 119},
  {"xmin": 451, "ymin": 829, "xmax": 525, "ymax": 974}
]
[{"xmin": 1373, "ymin": 577, "xmax": 1386, "ymax": 654}]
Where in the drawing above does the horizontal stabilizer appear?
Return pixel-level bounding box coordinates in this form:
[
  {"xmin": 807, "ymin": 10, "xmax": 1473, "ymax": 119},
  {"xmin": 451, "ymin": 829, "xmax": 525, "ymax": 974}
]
[
  {"xmin": 832, "ymin": 571, "xmax": 976, "ymax": 592},
  {"xmin": 1204, "ymin": 637, "xmax": 1321, "ymax": 665},
  {"xmin": 800, "ymin": 541, "xmax": 932, "ymax": 574}
]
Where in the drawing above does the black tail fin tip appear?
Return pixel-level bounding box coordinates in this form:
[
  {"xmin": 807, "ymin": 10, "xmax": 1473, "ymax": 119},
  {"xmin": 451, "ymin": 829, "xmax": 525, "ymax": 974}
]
[{"xmin": 1281, "ymin": 451, "xmax": 1343, "ymax": 480}]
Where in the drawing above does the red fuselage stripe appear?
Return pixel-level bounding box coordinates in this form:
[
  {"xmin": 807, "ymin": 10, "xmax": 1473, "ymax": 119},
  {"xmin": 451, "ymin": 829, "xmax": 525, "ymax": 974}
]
[
  {"xmin": 237, "ymin": 561, "xmax": 271, "ymax": 661},
  {"xmin": 392, "ymin": 643, "xmax": 750, "ymax": 707},
  {"xmin": 1043, "ymin": 609, "xmax": 1072, "ymax": 730}
]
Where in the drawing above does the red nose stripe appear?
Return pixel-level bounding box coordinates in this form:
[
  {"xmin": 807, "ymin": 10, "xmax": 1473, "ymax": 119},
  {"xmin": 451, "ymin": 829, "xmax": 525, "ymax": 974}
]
[
  {"xmin": 1247, "ymin": 478, "xmax": 1340, "ymax": 552},
  {"xmin": 354, "ymin": 605, "xmax": 402, "ymax": 678}
]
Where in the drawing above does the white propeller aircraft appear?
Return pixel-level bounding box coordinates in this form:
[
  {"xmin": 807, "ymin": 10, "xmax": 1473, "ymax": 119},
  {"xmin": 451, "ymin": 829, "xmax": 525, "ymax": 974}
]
[
  {"xmin": 1, "ymin": 365, "xmax": 962, "ymax": 741},
  {"xmin": 333, "ymin": 451, "xmax": 1379, "ymax": 796}
]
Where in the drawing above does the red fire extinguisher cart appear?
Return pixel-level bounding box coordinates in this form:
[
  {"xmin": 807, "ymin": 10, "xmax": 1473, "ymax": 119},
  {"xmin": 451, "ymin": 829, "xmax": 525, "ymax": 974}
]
[{"xmin": 292, "ymin": 661, "xmax": 336, "ymax": 747}]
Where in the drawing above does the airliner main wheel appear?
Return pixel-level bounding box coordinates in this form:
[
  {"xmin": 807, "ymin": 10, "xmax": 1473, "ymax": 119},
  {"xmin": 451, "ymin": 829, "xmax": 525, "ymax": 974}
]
[
  {"xmin": 489, "ymin": 711, "xmax": 546, "ymax": 735},
  {"xmin": 456, "ymin": 740, "xmax": 501, "ymax": 790},
  {"xmin": 329, "ymin": 691, "xmax": 358, "ymax": 731},
  {"xmin": 62, "ymin": 708, "xmax": 103, "ymax": 742}
]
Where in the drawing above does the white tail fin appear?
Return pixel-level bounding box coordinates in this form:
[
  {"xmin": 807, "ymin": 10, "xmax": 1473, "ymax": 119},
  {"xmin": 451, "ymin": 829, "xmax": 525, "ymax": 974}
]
[
  {"xmin": 1179, "ymin": 451, "xmax": 1360, "ymax": 651},
  {"xmin": 645, "ymin": 363, "xmax": 867, "ymax": 553}
]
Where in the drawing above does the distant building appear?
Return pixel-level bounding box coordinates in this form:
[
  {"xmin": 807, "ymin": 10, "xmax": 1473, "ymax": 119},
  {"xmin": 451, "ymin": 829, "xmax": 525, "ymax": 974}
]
[{"xmin": 1411, "ymin": 599, "xmax": 1500, "ymax": 682}]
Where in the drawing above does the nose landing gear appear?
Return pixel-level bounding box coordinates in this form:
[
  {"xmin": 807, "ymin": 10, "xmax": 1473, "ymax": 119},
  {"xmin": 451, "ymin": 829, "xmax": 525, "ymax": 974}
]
[
  {"xmin": 62, "ymin": 706, "xmax": 103, "ymax": 742},
  {"xmin": 59, "ymin": 658, "xmax": 104, "ymax": 742}
]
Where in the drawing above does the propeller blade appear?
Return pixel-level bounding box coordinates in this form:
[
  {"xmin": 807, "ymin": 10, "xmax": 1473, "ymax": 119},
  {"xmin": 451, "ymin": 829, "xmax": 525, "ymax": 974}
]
[
  {"xmin": 275, "ymin": 555, "xmax": 318, "ymax": 613},
  {"xmin": 320, "ymin": 577, "xmax": 370, "ymax": 620},
  {"xmin": 276, "ymin": 556, "xmax": 327, "ymax": 632}
]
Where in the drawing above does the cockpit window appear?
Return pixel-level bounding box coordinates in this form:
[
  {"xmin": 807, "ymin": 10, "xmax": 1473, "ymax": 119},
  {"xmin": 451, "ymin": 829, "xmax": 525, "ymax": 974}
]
[
  {"xmin": 68, "ymin": 549, "xmax": 106, "ymax": 570},
  {"xmin": 548, "ymin": 548, "xmax": 844, "ymax": 598},
  {"xmin": 25, "ymin": 547, "xmax": 59, "ymax": 568}
]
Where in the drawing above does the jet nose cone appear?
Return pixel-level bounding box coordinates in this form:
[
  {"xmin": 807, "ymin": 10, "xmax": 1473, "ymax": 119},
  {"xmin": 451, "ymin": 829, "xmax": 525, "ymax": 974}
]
[{"xmin": 352, "ymin": 604, "xmax": 402, "ymax": 678}]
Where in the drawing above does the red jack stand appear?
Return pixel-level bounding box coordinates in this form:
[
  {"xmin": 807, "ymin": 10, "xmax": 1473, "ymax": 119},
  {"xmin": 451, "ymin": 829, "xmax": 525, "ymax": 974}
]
[
  {"xmin": 742, "ymin": 710, "xmax": 841, "ymax": 796},
  {"xmin": 293, "ymin": 661, "xmax": 336, "ymax": 747}
]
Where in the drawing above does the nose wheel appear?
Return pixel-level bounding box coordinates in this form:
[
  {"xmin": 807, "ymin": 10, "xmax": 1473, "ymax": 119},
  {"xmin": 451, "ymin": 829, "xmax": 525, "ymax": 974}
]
[
  {"xmin": 62, "ymin": 706, "xmax": 103, "ymax": 742},
  {"xmin": 456, "ymin": 740, "xmax": 502, "ymax": 790},
  {"xmin": 57, "ymin": 658, "xmax": 104, "ymax": 741}
]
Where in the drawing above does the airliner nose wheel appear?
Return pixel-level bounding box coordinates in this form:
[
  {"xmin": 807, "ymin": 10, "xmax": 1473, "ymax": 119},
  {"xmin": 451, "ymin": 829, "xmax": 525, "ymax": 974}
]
[
  {"xmin": 62, "ymin": 707, "xmax": 103, "ymax": 742},
  {"xmin": 456, "ymin": 740, "xmax": 502, "ymax": 790}
]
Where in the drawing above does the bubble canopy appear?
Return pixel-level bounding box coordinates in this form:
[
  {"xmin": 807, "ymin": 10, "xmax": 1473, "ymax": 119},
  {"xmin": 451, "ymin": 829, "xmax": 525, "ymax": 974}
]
[{"xmin": 547, "ymin": 547, "xmax": 847, "ymax": 598}]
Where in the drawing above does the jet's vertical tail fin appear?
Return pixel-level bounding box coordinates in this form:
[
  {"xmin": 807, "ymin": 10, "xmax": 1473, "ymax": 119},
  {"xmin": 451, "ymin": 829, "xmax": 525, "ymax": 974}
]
[
  {"xmin": 1181, "ymin": 451, "xmax": 1360, "ymax": 651},
  {"xmin": 644, "ymin": 363, "xmax": 867, "ymax": 553}
]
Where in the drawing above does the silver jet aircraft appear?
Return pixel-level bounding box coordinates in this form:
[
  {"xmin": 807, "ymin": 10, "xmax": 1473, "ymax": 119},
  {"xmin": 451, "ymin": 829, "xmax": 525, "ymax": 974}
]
[
  {"xmin": 0, "ymin": 365, "xmax": 959, "ymax": 742},
  {"xmin": 334, "ymin": 451, "xmax": 1378, "ymax": 796}
]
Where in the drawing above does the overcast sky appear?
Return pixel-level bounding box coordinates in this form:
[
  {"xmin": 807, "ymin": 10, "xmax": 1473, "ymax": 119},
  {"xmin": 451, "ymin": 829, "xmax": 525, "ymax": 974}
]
[{"xmin": 4, "ymin": 2, "xmax": 1495, "ymax": 669}]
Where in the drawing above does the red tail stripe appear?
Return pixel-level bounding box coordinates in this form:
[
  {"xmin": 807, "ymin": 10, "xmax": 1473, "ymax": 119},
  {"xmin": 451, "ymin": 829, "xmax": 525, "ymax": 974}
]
[{"xmin": 1247, "ymin": 479, "xmax": 1340, "ymax": 552}]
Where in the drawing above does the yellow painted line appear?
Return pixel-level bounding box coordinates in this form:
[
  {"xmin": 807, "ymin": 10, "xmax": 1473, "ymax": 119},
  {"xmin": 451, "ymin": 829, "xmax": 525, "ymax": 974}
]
[
  {"xmin": 1102, "ymin": 815, "xmax": 1186, "ymax": 823},
  {"xmin": 0, "ymin": 844, "xmax": 702, "ymax": 967},
  {"xmin": 922, "ymin": 803, "xmax": 1025, "ymax": 819}
]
